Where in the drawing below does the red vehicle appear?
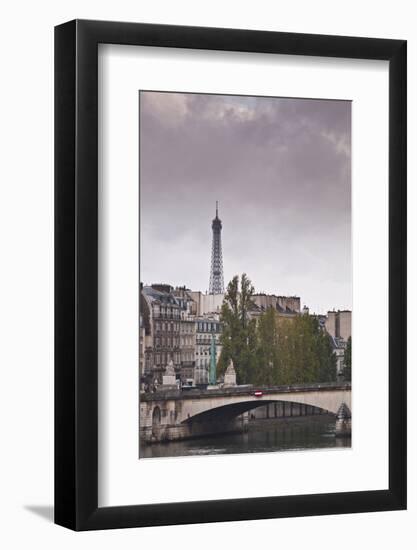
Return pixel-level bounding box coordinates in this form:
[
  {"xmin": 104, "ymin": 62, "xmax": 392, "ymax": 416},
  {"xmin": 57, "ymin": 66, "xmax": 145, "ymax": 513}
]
[{"xmin": 253, "ymin": 390, "xmax": 263, "ymax": 397}]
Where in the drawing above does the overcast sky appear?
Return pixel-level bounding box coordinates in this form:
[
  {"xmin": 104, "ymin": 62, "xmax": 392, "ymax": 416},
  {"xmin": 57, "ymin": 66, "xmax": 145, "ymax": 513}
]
[{"xmin": 140, "ymin": 91, "xmax": 351, "ymax": 315}]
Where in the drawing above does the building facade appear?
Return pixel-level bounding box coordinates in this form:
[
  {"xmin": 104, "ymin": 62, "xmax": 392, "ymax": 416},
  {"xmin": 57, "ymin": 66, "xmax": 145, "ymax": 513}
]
[
  {"xmin": 187, "ymin": 290, "xmax": 224, "ymax": 316},
  {"xmin": 325, "ymin": 310, "xmax": 352, "ymax": 341},
  {"xmin": 324, "ymin": 310, "xmax": 352, "ymax": 378},
  {"xmin": 248, "ymin": 293, "xmax": 301, "ymax": 322},
  {"xmin": 179, "ymin": 318, "xmax": 196, "ymax": 382},
  {"xmin": 194, "ymin": 316, "xmax": 222, "ymax": 385},
  {"xmin": 140, "ymin": 285, "xmax": 182, "ymax": 388}
]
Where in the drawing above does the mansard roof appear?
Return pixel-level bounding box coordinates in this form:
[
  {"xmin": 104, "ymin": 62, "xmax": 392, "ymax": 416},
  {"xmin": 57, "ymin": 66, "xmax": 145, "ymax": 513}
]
[{"xmin": 142, "ymin": 285, "xmax": 179, "ymax": 306}]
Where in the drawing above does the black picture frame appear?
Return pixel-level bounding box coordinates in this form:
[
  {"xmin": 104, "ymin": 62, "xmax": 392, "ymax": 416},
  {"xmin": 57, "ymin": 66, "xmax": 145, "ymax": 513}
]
[{"xmin": 55, "ymin": 19, "xmax": 407, "ymax": 531}]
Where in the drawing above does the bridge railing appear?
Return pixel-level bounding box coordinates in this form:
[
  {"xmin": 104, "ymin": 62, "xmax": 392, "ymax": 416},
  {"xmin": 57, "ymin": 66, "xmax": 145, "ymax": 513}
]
[{"xmin": 140, "ymin": 381, "xmax": 352, "ymax": 402}]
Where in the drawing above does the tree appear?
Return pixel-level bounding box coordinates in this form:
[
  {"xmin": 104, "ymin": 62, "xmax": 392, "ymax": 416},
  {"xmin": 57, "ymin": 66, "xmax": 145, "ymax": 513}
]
[
  {"xmin": 218, "ymin": 274, "xmax": 256, "ymax": 384},
  {"xmin": 255, "ymin": 307, "xmax": 279, "ymax": 385},
  {"xmin": 316, "ymin": 324, "xmax": 338, "ymax": 382},
  {"xmin": 255, "ymin": 311, "xmax": 337, "ymax": 385},
  {"xmin": 219, "ymin": 274, "xmax": 338, "ymax": 386},
  {"xmin": 343, "ymin": 336, "xmax": 352, "ymax": 381}
]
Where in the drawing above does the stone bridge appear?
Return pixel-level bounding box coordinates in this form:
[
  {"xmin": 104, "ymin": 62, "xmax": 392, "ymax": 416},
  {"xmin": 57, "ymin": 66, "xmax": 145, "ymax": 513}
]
[{"xmin": 139, "ymin": 382, "xmax": 351, "ymax": 443}]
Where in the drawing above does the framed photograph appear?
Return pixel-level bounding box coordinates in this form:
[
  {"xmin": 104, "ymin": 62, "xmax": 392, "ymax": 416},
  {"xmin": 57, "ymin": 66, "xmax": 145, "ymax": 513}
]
[{"xmin": 55, "ymin": 20, "xmax": 406, "ymax": 530}]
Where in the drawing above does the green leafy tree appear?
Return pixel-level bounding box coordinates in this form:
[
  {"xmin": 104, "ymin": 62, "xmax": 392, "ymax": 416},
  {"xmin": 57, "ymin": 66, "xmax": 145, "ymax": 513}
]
[
  {"xmin": 275, "ymin": 315, "xmax": 318, "ymax": 384},
  {"xmin": 218, "ymin": 273, "xmax": 257, "ymax": 384},
  {"xmin": 219, "ymin": 274, "xmax": 337, "ymax": 386},
  {"xmin": 316, "ymin": 325, "xmax": 338, "ymax": 382},
  {"xmin": 254, "ymin": 307, "xmax": 279, "ymax": 385},
  {"xmin": 343, "ymin": 336, "xmax": 352, "ymax": 381}
]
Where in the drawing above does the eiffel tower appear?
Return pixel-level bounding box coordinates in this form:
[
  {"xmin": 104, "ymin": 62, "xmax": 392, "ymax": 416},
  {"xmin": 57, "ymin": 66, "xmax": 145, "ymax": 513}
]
[{"xmin": 209, "ymin": 202, "xmax": 224, "ymax": 294}]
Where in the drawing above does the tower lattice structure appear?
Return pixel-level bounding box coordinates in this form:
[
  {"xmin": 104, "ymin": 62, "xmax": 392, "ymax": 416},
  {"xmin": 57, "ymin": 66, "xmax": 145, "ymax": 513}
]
[{"xmin": 209, "ymin": 202, "xmax": 224, "ymax": 294}]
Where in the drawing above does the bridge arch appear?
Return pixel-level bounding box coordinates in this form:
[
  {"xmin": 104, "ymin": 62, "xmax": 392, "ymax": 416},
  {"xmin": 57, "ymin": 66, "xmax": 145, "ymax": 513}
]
[
  {"xmin": 181, "ymin": 399, "xmax": 329, "ymax": 424},
  {"xmin": 177, "ymin": 387, "xmax": 351, "ymax": 424}
]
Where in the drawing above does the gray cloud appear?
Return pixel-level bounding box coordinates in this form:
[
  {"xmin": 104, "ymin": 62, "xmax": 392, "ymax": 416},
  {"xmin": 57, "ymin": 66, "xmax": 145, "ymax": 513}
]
[{"xmin": 140, "ymin": 91, "xmax": 351, "ymax": 314}]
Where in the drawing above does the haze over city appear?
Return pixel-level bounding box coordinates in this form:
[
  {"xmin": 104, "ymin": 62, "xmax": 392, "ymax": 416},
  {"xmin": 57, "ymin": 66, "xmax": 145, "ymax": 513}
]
[{"xmin": 140, "ymin": 91, "xmax": 351, "ymax": 315}]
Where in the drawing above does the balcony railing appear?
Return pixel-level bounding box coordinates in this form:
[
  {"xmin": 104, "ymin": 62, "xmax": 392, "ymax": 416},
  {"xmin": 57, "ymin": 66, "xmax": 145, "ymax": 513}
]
[{"xmin": 152, "ymin": 312, "xmax": 181, "ymax": 320}]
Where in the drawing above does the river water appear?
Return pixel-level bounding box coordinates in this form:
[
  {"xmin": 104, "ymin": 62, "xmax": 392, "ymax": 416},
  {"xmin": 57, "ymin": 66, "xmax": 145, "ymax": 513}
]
[{"xmin": 140, "ymin": 415, "xmax": 351, "ymax": 459}]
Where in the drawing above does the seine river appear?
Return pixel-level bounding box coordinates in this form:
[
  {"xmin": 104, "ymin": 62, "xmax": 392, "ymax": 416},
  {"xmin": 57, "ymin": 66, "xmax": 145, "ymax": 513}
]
[{"xmin": 140, "ymin": 415, "xmax": 351, "ymax": 459}]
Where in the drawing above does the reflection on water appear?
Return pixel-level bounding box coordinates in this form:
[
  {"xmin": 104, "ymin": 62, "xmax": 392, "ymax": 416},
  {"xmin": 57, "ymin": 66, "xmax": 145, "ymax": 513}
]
[{"xmin": 139, "ymin": 414, "xmax": 351, "ymax": 459}]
